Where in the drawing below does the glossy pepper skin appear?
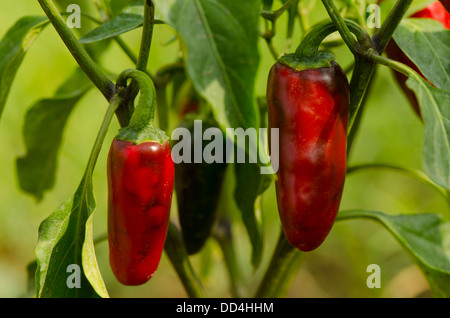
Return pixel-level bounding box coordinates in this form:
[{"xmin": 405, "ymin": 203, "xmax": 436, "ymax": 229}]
[
  {"xmin": 267, "ymin": 61, "xmax": 349, "ymax": 252},
  {"xmin": 107, "ymin": 139, "xmax": 174, "ymax": 286},
  {"xmin": 174, "ymin": 119, "xmax": 227, "ymax": 255},
  {"xmin": 384, "ymin": 1, "xmax": 450, "ymax": 118}
]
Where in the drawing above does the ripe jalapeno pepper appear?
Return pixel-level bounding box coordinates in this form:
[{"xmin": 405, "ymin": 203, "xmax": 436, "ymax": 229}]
[
  {"xmin": 267, "ymin": 22, "xmax": 350, "ymax": 252},
  {"xmin": 107, "ymin": 69, "xmax": 174, "ymax": 286}
]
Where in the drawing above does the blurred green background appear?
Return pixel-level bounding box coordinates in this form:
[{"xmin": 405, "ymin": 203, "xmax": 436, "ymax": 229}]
[{"xmin": 0, "ymin": 1, "xmax": 448, "ymax": 298}]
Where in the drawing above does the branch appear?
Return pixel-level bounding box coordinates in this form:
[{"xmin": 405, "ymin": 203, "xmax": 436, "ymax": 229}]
[{"xmin": 37, "ymin": 0, "xmax": 115, "ymax": 101}]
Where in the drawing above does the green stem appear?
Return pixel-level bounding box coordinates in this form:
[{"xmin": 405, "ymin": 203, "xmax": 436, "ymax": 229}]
[
  {"xmin": 164, "ymin": 221, "xmax": 207, "ymax": 298},
  {"xmin": 37, "ymin": 0, "xmax": 115, "ymax": 101},
  {"xmin": 372, "ymin": 0, "xmax": 413, "ymax": 53},
  {"xmin": 262, "ymin": 20, "xmax": 279, "ymax": 60},
  {"xmin": 115, "ymin": 69, "xmax": 157, "ymax": 129},
  {"xmin": 347, "ymin": 55, "xmax": 377, "ymax": 134},
  {"xmin": 261, "ymin": 0, "xmax": 298, "ymax": 21},
  {"xmin": 294, "ymin": 19, "xmax": 370, "ymax": 60},
  {"xmin": 137, "ymin": 0, "xmax": 155, "ymax": 72},
  {"xmin": 320, "ymin": 0, "xmax": 361, "ymax": 54},
  {"xmin": 83, "ymin": 95, "xmax": 121, "ymax": 179},
  {"xmin": 125, "ymin": 0, "xmax": 155, "ymax": 105},
  {"xmin": 346, "ymin": 66, "xmax": 375, "ymax": 153},
  {"xmin": 336, "ymin": 209, "xmax": 379, "ymax": 222},
  {"xmin": 214, "ymin": 217, "xmax": 241, "ymax": 298},
  {"xmin": 364, "ymin": 48, "xmax": 417, "ymax": 78},
  {"xmin": 254, "ymin": 229, "xmax": 301, "ymax": 298}
]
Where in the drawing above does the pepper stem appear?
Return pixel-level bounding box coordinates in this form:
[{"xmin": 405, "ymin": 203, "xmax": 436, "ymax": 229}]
[
  {"xmin": 280, "ymin": 19, "xmax": 371, "ymax": 71},
  {"xmin": 115, "ymin": 69, "xmax": 168, "ymax": 144}
]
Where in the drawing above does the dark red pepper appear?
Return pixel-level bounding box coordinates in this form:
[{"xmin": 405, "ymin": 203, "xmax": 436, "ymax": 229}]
[
  {"xmin": 173, "ymin": 118, "xmax": 227, "ymax": 255},
  {"xmin": 266, "ymin": 23, "xmax": 350, "ymax": 252},
  {"xmin": 384, "ymin": 1, "xmax": 450, "ymax": 118},
  {"xmin": 107, "ymin": 70, "xmax": 174, "ymax": 286},
  {"xmin": 440, "ymin": 0, "xmax": 450, "ymax": 13}
]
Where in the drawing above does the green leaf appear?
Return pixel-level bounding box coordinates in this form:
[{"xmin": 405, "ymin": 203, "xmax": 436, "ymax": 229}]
[
  {"xmin": 155, "ymin": 0, "xmax": 261, "ymax": 137},
  {"xmin": 406, "ymin": 76, "xmax": 450, "ymax": 190},
  {"xmin": 394, "ymin": 18, "xmax": 450, "ymax": 91},
  {"xmin": 79, "ymin": 5, "xmax": 144, "ymax": 44},
  {"xmin": 338, "ymin": 210, "xmax": 450, "ymax": 298},
  {"xmin": 0, "ymin": 16, "xmax": 49, "ymax": 121},
  {"xmin": 35, "ymin": 97, "xmax": 120, "ymax": 298},
  {"xmin": 234, "ymin": 162, "xmax": 272, "ymax": 269},
  {"xmin": 16, "ymin": 69, "xmax": 92, "ymax": 201}
]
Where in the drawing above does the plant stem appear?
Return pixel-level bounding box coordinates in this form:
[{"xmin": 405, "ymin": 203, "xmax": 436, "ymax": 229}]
[
  {"xmin": 320, "ymin": 0, "xmax": 360, "ymax": 54},
  {"xmin": 115, "ymin": 69, "xmax": 157, "ymax": 129},
  {"xmin": 164, "ymin": 221, "xmax": 207, "ymax": 298},
  {"xmin": 125, "ymin": 0, "xmax": 155, "ymax": 104},
  {"xmin": 116, "ymin": 0, "xmax": 156, "ymax": 128},
  {"xmin": 372, "ymin": 0, "xmax": 413, "ymax": 53},
  {"xmin": 260, "ymin": 0, "xmax": 299, "ymax": 21},
  {"xmin": 254, "ymin": 229, "xmax": 301, "ymax": 298},
  {"xmin": 83, "ymin": 95, "xmax": 121, "ymax": 182},
  {"xmin": 262, "ymin": 20, "xmax": 280, "ymax": 60},
  {"xmin": 347, "ymin": 0, "xmax": 413, "ymax": 139},
  {"xmin": 261, "ymin": 0, "xmax": 299, "ymax": 59},
  {"xmin": 347, "ymin": 55, "xmax": 377, "ymax": 134},
  {"xmin": 37, "ymin": 0, "xmax": 115, "ymax": 101},
  {"xmin": 214, "ymin": 217, "xmax": 241, "ymax": 298},
  {"xmin": 294, "ymin": 19, "xmax": 370, "ymax": 61},
  {"xmin": 364, "ymin": 48, "xmax": 420, "ymax": 79}
]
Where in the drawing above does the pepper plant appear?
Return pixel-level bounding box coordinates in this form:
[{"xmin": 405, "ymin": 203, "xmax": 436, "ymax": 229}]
[{"xmin": 0, "ymin": 0, "xmax": 449, "ymax": 298}]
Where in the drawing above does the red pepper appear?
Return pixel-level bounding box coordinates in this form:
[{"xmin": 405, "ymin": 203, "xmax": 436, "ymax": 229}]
[
  {"xmin": 412, "ymin": 1, "xmax": 450, "ymax": 27},
  {"xmin": 107, "ymin": 139, "xmax": 174, "ymax": 285},
  {"xmin": 267, "ymin": 21, "xmax": 350, "ymax": 252},
  {"xmin": 267, "ymin": 61, "xmax": 349, "ymax": 252},
  {"xmin": 384, "ymin": 1, "xmax": 450, "ymax": 118},
  {"xmin": 107, "ymin": 70, "xmax": 174, "ymax": 286}
]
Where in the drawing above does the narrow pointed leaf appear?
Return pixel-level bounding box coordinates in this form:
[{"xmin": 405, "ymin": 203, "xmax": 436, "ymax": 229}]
[
  {"xmin": 16, "ymin": 68, "xmax": 92, "ymax": 201},
  {"xmin": 406, "ymin": 76, "xmax": 450, "ymax": 190},
  {"xmin": 0, "ymin": 16, "xmax": 49, "ymax": 121},
  {"xmin": 35, "ymin": 97, "xmax": 120, "ymax": 298}
]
